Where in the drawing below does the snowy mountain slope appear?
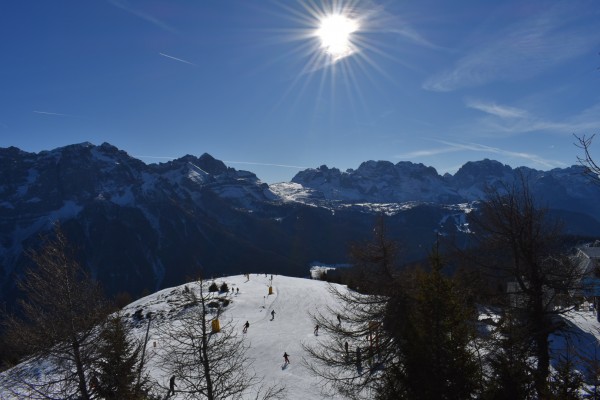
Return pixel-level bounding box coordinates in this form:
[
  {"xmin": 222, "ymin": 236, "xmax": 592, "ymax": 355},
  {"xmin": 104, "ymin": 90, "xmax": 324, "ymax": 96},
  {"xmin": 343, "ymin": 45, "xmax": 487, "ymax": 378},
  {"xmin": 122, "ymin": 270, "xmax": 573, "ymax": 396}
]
[
  {"xmin": 0, "ymin": 275, "xmax": 346, "ymax": 400},
  {"xmin": 3, "ymin": 142, "xmax": 600, "ymax": 316},
  {"xmin": 3, "ymin": 275, "xmax": 600, "ymax": 399},
  {"xmin": 127, "ymin": 274, "xmax": 344, "ymax": 400}
]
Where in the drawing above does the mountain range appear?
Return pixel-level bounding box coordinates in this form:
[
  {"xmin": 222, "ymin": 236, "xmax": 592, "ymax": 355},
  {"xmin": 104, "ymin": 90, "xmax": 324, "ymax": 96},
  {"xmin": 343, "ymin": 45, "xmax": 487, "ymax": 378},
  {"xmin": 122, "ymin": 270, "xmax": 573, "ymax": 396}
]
[{"xmin": 1, "ymin": 142, "xmax": 599, "ymax": 307}]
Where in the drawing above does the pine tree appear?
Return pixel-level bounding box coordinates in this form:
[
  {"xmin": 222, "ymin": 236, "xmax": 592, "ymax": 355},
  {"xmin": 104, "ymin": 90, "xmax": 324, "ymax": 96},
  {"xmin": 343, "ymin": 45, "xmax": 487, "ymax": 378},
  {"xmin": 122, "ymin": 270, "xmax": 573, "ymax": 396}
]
[
  {"xmin": 482, "ymin": 311, "xmax": 535, "ymax": 400},
  {"xmin": 94, "ymin": 313, "xmax": 148, "ymax": 400},
  {"xmin": 549, "ymin": 345, "xmax": 583, "ymax": 400},
  {"xmin": 389, "ymin": 246, "xmax": 481, "ymax": 400}
]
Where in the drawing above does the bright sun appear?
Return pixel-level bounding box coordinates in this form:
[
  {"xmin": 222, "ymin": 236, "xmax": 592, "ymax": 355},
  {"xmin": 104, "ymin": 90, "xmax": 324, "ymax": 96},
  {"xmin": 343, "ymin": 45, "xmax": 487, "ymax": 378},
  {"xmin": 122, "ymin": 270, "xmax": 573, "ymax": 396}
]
[{"xmin": 316, "ymin": 13, "xmax": 359, "ymax": 61}]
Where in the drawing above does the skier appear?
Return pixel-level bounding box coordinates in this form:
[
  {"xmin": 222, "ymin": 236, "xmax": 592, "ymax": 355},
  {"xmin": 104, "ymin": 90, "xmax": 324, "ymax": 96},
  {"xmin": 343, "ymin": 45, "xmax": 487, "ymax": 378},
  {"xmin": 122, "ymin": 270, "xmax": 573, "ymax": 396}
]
[
  {"xmin": 337, "ymin": 314, "xmax": 342, "ymax": 326},
  {"xmin": 243, "ymin": 321, "xmax": 250, "ymax": 333},
  {"xmin": 344, "ymin": 341, "xmax": 349, "ymax": 356},
  {"xmin": 271, "ymin": 310, "xmax": 276, "ymax": 320},
  {"xmin": 283, "ymin": 352, "xmax": 290, "ymax": 364},
  {"xmin": 314, "ymin": 324, "xmax": 319, "ymax": 335},
  {"xmin": 167, "ymin": 375, "xmax": 176, "ymax": 397},
  {"xmin": 236, "ymin": 288, "xmax": 239, "ymax": 294}
]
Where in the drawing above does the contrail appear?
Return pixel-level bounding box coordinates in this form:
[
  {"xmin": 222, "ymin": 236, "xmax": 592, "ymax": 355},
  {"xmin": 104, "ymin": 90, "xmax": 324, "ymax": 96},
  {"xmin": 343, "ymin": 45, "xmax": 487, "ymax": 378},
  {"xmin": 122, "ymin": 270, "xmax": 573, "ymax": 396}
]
[
  {"xmin": 134, "ymin": 156, "xmax": 308, "ymax": 170},
  {"xmin": 159, "ymin": 52, "xmax": 196, "ymax": 66},
  {"xmin": 225, "ymin": 161, "xmax": 308, "ymax": 169},
  {"xmin": 33, "ymin": 111, "xmax": 74, "ymax": 117},
  {"xmin": 134, "ymin": 155, "xmax": 177, "ymax": 160}
]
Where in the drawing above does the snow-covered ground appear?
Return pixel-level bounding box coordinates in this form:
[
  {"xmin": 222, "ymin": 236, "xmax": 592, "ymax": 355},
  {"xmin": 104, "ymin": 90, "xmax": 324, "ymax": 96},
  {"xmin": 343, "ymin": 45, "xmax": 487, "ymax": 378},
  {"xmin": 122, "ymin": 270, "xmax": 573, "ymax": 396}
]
[
  {"xmin": 124, "ymin": 274, "xmax": 344, "ymax": 400},
  {"xmin": 3, "ymin": 274, "xmax": 600, "ymax": 399}
]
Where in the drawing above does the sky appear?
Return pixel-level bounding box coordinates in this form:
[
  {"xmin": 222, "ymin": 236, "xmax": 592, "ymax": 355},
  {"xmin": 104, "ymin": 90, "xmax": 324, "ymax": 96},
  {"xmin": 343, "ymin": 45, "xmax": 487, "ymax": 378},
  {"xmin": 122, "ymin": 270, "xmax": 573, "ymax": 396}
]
[{"xmin": 1, "ymin": 1, "xmax": 599, "ymax": 183}]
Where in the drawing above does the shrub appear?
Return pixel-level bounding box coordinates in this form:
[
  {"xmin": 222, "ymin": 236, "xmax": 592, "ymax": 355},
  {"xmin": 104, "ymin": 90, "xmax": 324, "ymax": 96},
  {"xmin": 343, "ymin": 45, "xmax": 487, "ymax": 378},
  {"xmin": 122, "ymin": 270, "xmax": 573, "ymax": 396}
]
[{"xmin": 208, "ymin": 282, "xmax": 219, "ymax": 292}]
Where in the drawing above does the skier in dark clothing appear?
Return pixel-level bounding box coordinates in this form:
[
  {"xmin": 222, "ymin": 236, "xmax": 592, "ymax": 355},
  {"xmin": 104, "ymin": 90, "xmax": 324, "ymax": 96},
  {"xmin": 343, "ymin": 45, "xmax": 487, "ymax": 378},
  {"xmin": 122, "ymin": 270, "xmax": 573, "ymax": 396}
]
[
  {"xmin": 337, "ymin": 314, "xmax": 342, "ymax": 325},
  {"xmin": 243, "ymin": 321, "xmax": 250, "ymax": 333},
  {"xmin": 271, "ymin": 310, "xmax": 276, "ymax": 320},
  {"xmin": 283, "ymin": 352, "xmax": 290, "ymax": 364},
  {"xmin": 344, "ymin": 341, "xmax": 349, "ymax": 355},
  {"xmin": 314, "ymin": 324, "xmax": 319, "ymax": 335},
  {"xmin": 167, "ymin": 375, "xmax": 176, "ymax": 397}
]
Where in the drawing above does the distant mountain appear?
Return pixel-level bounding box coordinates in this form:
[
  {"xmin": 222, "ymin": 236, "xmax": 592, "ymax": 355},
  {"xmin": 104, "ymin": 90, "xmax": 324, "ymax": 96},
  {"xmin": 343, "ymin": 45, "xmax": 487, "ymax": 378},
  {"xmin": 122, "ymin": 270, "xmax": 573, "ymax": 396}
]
[
  {"xmin": 1, "ymin": 143, "xmax": 599, "ymax": 308},
  {"xmin": 277, "ymin": 158, "xmax": 600, "ymax": 219}
]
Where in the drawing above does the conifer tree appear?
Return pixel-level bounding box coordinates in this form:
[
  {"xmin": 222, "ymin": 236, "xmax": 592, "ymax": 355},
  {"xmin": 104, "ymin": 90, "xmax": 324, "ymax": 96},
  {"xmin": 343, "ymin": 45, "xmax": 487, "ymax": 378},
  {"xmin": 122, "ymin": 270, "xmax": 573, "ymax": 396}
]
[
  {"xmin": 481, "ymin": 311, "xmax": 535, "ymax": 400},
  {"xmin": 549, "ymin": 344, "xmax": 583, "ymax": 400},
  {"xmin": 388, "ymin": 246, "xmax": 480, "ymax": 400},
  {"xmin": 93, "ymin": 313, "xmax": 150, "ymax": 400}
]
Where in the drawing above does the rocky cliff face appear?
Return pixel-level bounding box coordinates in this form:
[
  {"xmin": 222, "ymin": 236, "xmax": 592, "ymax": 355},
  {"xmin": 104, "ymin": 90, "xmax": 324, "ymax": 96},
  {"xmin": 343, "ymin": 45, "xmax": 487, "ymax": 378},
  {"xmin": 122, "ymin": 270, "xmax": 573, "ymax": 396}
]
[
  {"xmin": 286, "ymin": 158, "xmax": 600, "ymax": 219},
  {"xmin": 2, "ymin": 143, "xmax": 600, "ymax": 308}
]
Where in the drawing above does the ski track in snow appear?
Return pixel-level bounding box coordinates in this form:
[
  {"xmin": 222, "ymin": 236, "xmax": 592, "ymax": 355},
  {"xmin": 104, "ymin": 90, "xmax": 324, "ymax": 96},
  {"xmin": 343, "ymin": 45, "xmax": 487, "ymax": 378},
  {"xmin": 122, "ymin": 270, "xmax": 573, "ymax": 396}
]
[
  {"xmin": 4, "ymin": 274, "xmax": 600, "ymax": 399},
  {"xmin": 130, "ymin": 275, "xmax": 344, "ymax": 400}
]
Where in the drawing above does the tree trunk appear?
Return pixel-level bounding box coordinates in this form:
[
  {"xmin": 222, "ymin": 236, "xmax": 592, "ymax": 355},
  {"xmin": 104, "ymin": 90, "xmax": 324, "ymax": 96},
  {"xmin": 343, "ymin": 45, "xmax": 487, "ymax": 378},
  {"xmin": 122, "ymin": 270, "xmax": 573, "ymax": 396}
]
[
  {"xmin": 72, "ymin": 339, "xmax": 91, "ymax": 400},
  {"xmin": 200, "ymin": 291, "xmax": 214, "ymax": 400}
]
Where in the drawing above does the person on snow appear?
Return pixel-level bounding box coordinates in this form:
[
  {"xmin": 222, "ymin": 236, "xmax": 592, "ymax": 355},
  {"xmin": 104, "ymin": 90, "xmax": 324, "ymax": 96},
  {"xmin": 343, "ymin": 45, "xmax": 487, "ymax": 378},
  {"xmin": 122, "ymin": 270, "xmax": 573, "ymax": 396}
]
[
  {"xmin": 314, "ymin": 324, "xmax": 319, "ymax": 335},
  {"xmin": 167, "ymin": 375, "xmax": 176, "ymax": 397},
  {"xmin": 344, "ymin": 341, "xmax": 349, "ymax": 355},
  {"xmin": 283, "ymin": 352, "xmax": 290, "ymax": 364},
  {"xmin": 271, "ymin": 310, "xmax": 276, "ymax": 320},
  {"xmin": 243, "ymin": 321, "xmax": 250, "ymax": 333},
  {"xmin": 337, "ymin": 314, "xmax": 342, "ymax": 326}
]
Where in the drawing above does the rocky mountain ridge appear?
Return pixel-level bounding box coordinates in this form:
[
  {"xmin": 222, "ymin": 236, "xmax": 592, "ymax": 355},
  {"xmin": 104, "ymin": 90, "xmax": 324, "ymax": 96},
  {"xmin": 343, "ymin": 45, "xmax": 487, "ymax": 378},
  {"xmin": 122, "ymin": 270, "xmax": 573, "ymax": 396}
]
[{"xmin": 1, "ymin": 142, "xmax": 599, "ymax": 307}]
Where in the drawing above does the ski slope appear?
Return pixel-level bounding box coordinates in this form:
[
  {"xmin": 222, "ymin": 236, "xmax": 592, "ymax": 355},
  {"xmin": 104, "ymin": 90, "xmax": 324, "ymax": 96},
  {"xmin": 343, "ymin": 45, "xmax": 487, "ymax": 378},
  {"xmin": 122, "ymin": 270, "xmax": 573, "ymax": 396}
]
[
  {"xmin": 4, "ymin": 274, "xmax": 600, "ymax": 399},
  {"xmin": 125, "ymin": 274, "xmax": 345, "ymax": 400}
]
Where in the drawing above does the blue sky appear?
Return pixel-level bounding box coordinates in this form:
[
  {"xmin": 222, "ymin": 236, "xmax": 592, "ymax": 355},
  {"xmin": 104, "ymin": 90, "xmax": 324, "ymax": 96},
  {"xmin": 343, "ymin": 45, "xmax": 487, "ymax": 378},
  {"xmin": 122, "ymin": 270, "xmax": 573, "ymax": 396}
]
[{"xmin": 1, "ymin": 1, "xmax": 599, "ymax": 183}]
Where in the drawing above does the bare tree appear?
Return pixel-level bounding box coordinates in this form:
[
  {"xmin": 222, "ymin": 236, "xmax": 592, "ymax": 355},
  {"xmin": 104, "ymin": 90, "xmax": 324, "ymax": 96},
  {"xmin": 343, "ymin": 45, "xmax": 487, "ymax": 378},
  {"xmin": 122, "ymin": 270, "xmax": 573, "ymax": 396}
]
[
  {"xmin": 304, "ymin": 217, "xmax": 402, "ymax": 399},
  {"xmin": 304, "ymin": 237, "xmax": 481, "ymax": 400},
  {"xmin": 469, "ymin": 178, "xmax": 584, "ymax": 398},
  {"xmin": 303, "ymin": 283, "xmax": 393, "ymax": 399},
  {"xmin": 575, "ymin": 134, "xmax": 600, "ymax": 183},
  {"xmin": 0, "ymin": 223, "xmax": 109, "ymax": 399},
  {"xmin": 157, "ymin": 279, "xmax": 284, "ymax": 400}
]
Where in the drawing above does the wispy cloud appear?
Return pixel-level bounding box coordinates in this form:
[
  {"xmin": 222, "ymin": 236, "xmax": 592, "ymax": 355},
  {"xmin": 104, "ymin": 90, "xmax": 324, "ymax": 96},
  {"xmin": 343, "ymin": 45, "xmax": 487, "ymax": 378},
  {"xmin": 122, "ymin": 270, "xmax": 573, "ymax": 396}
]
[
  {"xmin": 439, "ymin": 140, "xmax": 563, "ymax": 169},
  {"xmin": 397, "ymin": 139, "xmax": 564, "ymax": 170},
  {"xmin": 159, "ymin": 52, "xmax": 197, "ymax": 66},
  {"xmin": 108, "ymin": 0, "xmax": 177, "ymax": 33},
  {"xmin": 423, "ymin": 4, "xmax": 599, "ymax": 92},
  {"xmin": 396, "ymin": 146, "xmax": 463, "ymax": 159},
  {"xmin": 465, "ymin": 99, "xmax": 528, "ymax": 119},
  {"xmin": 467, "ymin": 101, "xmax": 600, "ymax": 137},
  {"xmin": 33, "ymin": 110, "xmax": 76, "ymax": 117},
  {"xmin": 389, "ymin": 26, "xmax": 439, "ymax": 50}
]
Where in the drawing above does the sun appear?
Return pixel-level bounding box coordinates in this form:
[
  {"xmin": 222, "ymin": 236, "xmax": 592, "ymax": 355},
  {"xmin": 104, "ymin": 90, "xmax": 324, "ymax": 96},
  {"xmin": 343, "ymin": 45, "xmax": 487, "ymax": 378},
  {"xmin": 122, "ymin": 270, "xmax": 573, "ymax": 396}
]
[{"xmin": 316, "ymin": 13, "xmax": 359, "ymax": 61}]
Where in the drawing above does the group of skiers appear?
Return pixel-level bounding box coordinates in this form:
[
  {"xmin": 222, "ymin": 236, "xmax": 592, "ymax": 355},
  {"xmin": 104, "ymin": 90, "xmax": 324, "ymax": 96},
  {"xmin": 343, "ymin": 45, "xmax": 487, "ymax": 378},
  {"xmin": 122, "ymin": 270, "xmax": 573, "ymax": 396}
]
[{"xmin": 163, "ymin": 275, "xmax": 352, "ymax": 398}]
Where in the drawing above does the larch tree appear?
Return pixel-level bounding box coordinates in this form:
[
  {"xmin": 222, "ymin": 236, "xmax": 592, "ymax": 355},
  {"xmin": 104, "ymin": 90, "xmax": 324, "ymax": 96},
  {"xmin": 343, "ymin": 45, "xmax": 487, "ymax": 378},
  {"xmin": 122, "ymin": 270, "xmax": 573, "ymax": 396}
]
[
  {"xmin": 156, "ymin": 278, "xmax": 284, "ymax": 400},
  {"xmin": 305, "ymin": 219, "xmax": 481, "ymax": 400},
  {"xmin": 0, "ymin": 223, "xmax": 109, "ymax": 399},
  {"xmin": 469, "ymin": 178, "xmax": 584, "ymax": 398}
]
